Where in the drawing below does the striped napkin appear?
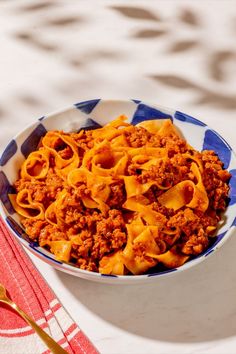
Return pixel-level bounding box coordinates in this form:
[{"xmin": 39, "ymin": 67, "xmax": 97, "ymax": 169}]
[{"xmin": 0, "ymin": 217, "xmax": 98, "ymax": 354}]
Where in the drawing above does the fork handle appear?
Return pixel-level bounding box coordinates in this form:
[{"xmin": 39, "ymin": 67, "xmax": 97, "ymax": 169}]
[{"xmin": 2, "ymin": 300, "xmax": 68, "ymax": 354}]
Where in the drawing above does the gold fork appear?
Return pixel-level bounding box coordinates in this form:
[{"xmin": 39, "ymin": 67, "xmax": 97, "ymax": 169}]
[{"xmin": 0, "ymin": 283, "xmax": 68, "ymax": 354}]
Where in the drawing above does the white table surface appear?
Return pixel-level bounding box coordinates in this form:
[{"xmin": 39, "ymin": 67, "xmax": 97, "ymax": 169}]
[{"xmin": 1, "ymin": 1, "xmax": 236, "ymax": 353}]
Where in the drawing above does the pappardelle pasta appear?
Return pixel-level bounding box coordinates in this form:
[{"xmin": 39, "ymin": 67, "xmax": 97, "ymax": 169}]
[{"xmin": 10, "ymin": 116, "xmax": 231, "ymax": 275}]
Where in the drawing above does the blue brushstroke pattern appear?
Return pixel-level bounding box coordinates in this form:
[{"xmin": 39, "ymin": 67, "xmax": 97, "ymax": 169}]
[
  {"xmin": 175, "ymin": 111, "xmax": 206, "ymax": 126},
  {"xmin": 74, "ymin": 99, "xmax": 100, "ymax": 114},
  {"xmin": 132, "ymin": 99, "xmax": 141, "ymax": 104},
  {"xmin": 21, "ymin": 124, "xmax": 47, "ymax": 158},
  {"xmin": 215, "ymin": 231, "xmax": 227, "ymax": 243},
  {"xmin": 229, "ymin": 169, "xmax": 236, "ymax": 205},
  {"xmin": 232, "ymin": 216, "xmax": 236, "ymax": 226},
  {"xmin": 188, "ymin": 231, "xmax": 226, "ymax": 262},
  {"xmin": 0, "ymin": 172, "xmax": 15, "ymax": 214},
  {"xmin": 0, "ymin": 140, "xmax": 17, "ymax": 166},
  {"xmin": 6, "ymin": 216, "xmax": 30, "ymax": 241},
  {"xmin": 203, "ymin": 129, "xmax": 231, "ymax": 169},
  {"xmin": 204, "ymin": 249, "xmax": 215, "ymax": 257},
  {"xmin": 31, "ymin": 246, "xmax": 63, "ymax": 264},
  {"xmin": 77, "ymin": 118, "xmax": 102, "ymax": 132},
  {"xmin": 148, "ymin": 268, "xmax": 177, "ymax": 277},
  {"xmin": 131, "ymin": 103, "xmax": 173, "ymax": 125},
  {"xmin": 29, "ymin": 241, "xmax": 39, "ymax": 247}
]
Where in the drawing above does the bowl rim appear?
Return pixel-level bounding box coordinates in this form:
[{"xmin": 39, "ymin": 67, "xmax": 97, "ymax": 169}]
[{"xmin": 1, "ymin": 98, "xmax": 236, "ymax": 282}]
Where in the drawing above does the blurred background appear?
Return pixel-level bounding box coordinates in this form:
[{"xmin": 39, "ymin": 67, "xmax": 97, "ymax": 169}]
[{"xmin": 0, "ymin": 0, "xmax": 236, "ymax": 152}]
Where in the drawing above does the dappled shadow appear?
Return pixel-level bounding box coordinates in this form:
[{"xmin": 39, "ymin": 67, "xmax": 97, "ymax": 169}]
[
  {"xmin": 132, "ymin": 28, "xmax": 168, "ymax": 39},
  {"xmin": 150, "ymin": 74, "xmax": 236, "ymax": 110},
  {"xmin": 17, "ymin": 1, "xmax": 55, "ymax": 12},
  {"xmin": 195, "ymin": 90, "xmax": 236, "ymax": 110},
  {"xmin": 179, "ymin": 8, "xmax": 200, "ymax": 26},
  {"xmin": 208, "ymin": 50, "xmax": 235, "ymax": 82},
  {"xmin": 110, "ymin": 6, "xmax": 160, "ymax": 21},
  {"xmin": 17, "ymin": 95, "xmax": 42, "ymax": 108},
  {"xmin": 44, "ymin": 16, "xmax": 82, "ymax": 27},
  {"xmin": 167, "ymin": 39, "xmax": 200, "ymax": 53},
  {"xmin": 6, "ymin": 1, "xmax": 236, "ymax": 112},
  {"xmin": 13, "ymin": 31, "xmax": 58, "ymax": 52},
  {"xmin": 150, "ymin": 74, "xmax": 199, "ymax": 89}
]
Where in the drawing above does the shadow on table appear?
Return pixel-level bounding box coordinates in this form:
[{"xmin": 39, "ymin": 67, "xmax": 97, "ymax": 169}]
[{"xmin": 55, "ymin": 230, "xmax": 236, "ymax": 343}]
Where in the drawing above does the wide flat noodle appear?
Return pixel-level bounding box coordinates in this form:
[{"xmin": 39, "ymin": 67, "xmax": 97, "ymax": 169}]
[
  {"xmin": 42, "ymin": 131, "xmax": 80, "ymax": 177},
  {"xmin": 137, "ymin": 119, "xmax": 183, "ymax": 139},
  {"xmin": 157, "ymin": 180, "xmax": 194, "ymax": 211},
  {"xmin": 92, "ymin": 149, "xmax": 128, "ymax": 177},
  {"xmin": 123, "ymin": 197, "xmax": 167, "ymax": 226},
  {"xmin": 92, "ymin": 115, "xmax": 133, "ymax": 141},
  {"xmin": 124, "ymin": 176, "xmax": 155, "ymax": 198},
  {"xmin": 21, "ymin": 149, "xmax": 50, "ymax": 180},
  {"xmin": 68, "ymin": 167, "xmax": 112, "ymax": 213},
  {"xmin": 122, "ymin": 223, "xmax": 160, "ymax": 275},
  {"xmin": 99, "ymin": 250, "xmax": 125, "ymax": 275},
  {"xmin": 50, "ymin": 240, "xmax": 72, "ymax": 262},
  {"xmin": 158, "ymin": 162, "xmax": 209, "ymax": 212},
  {"xmin": 182, "ymin": 153, "xmax": 203, "ymax": 172},
  {"xmin": 147, "ymin": 246, "xmax": 189, "ymax": 268},
  {"xmin": 187, "ymin": 162, "xmax": 209, "ymax": 211},
  {"xmin": 45, "ymin": 201, "xmax": 58, "ymax": 226},
  {"xmin": 11, "ymin": 115, "xmax": 220, "ymax": 275},
  {"xmin": 136, "ymin": 119, "xmax": 167, "ymax": 134},
  {"xmin": 9, "ymin": 192, "xmax": 44, "ymax": 219}
]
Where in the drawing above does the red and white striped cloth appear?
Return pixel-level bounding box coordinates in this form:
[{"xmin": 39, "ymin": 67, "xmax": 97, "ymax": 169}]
[{"xmin": 0, "ymin": 218, "xmax": 98, "ymax": 354}]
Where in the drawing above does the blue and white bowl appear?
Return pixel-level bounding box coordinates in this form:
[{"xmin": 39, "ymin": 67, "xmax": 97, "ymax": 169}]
[{"xmin": 0, "ymin": 99, "xmax": 236, "ymax": 284}]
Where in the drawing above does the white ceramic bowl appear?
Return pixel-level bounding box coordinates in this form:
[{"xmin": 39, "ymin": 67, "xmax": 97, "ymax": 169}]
[{"xmin": 0, "ymin": 99, "xmax": 236, "ymax": 284}]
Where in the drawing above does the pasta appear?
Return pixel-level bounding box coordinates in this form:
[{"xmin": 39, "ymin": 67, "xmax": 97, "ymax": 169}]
[{"xmin": 10, "ymin": 116, "xmax": 231, "ymax": 275}]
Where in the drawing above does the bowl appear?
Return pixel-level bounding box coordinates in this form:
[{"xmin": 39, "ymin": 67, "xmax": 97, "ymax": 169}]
[{"xmin": 0, "ymin": 99, "xmax": 236, "ymax": 284}]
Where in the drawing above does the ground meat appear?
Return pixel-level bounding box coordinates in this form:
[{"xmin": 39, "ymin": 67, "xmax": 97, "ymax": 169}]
[
  {"xmin": 181, "ymin": 229, "xmax": 209, "ymax": 255},
  {"xmin": 96, "ymin": 210, "xmax": 126, "ymax": 240},
  {"xmin": 13, "ymin": 121, "xmax": 231, "ymax": 274},
  {"xmin": 160, "ymin": 137, "xmax": 188, "ymax": 156},
  {"xmin": 71, "ymin": 130, "xmax": 94, "ymax": 151},
  {"xmin": 125, "ymin": 127, "xmax": 152, "ymax": 147},
  {"xmin": 139, "ymin": 159, "xmax": 190, "ymax": 188},
  {"xmin": 201, "ymin": 151, "xmax": 231, "ymax": 211},
  {"xmin": 22, "ymin": 219, "xmax": 46, "ymax": 241},
  {"xmin": 15, "ymin": 169, "xmax": 65, "ymax": 208},
  {"xmin": 38, "ymin": 224, "xmax": 68, "ymax": 246},
  {"xmin": 167, "ymin": 208, "xmax": 201, "ymax": 236},
  {"xmin": 57, "ymin": 190, "xmax": 85, "ymax": 226},
  {"xmin": 77, "ymin": 258, "xmax": 97, "ymax": 272},
  {"xmin": 74, "ymin": 232, "xmax": 93, "ymax": 258},
  {"xmin": 91, "ymin": 210, "xmax": 126, "ymax": 259},
  {"xmin": 106, "ymin": 182, "xmax": 126, "ymax": 208},
  {"xmin": 195, "ymin": 210, "xmax": 219, "ymax": 228},
  {"xmin": 143, "ymin": 188, "xmax": 158, "ymax": 203},
  {"xmin": 58, "ymin": 146, "xmax": 73, "ymax": 159},
  {"xmin": 152, "ymin": 201, "xmax": 175, "ymax": 218}
]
